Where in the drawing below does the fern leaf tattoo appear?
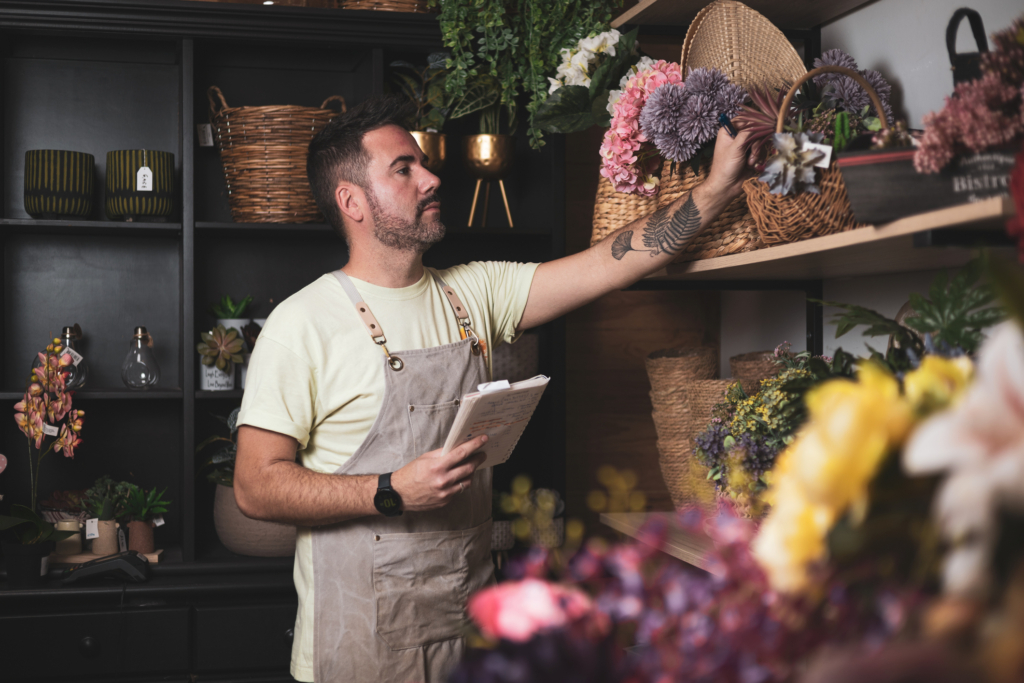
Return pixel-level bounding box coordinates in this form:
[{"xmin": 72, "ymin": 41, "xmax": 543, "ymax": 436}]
[
  {"xmin": 611, "ymin": 231, "xmax": 635, "ymax": 260},
  {"xmin": 642, "ymin": 193, "xmax": 702, "ymax": 256}
]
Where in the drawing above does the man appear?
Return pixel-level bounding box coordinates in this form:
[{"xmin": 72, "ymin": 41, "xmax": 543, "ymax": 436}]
[{"xmin": 234, "ymin": 95, "xmax": 750, "ymax": 683}]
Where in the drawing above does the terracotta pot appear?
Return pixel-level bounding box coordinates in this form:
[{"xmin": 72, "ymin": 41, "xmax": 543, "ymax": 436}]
[
  {"xmin": 92, "ymin": 520, "xmax": 119, "ymax": 556},
  {"xmin": 127, "ymin": 520, "xmax": 155, "ymax": 555},
  {"xmin": 410, "ymin": 131, "xmax": 446, "ymax": 174},
  {"xmin": 213, "ymin": 484, "xmax": 296, "ymax": 557}
]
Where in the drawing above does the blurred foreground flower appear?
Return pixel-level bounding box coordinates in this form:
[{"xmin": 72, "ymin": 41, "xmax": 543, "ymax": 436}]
[{"xmin": 468, "ymin": 578, "xmax": 608, "ymax": 643}]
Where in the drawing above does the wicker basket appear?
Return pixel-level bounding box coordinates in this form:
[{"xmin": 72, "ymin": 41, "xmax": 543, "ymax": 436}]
[
  {"xmin": 590, "ymin": 175, "xmax": 661, "ymax": 246},
  {"xmin": 744, "ymin": 66, "xmax": 891, "ymax": 244},
  {"xmin": 339, "ymin": 0, "xmax": 430, "ymax": 11},
  {"xmin": 657, "ymin": 162, "xmax": 764, "ymax": 262},
  {"xmin": 729, "ymin": 350, "xmax": 780, "ymax": 396},
  {"xmin": 208, "ymin": 86, "xmax": 346, "ymax": 224}
]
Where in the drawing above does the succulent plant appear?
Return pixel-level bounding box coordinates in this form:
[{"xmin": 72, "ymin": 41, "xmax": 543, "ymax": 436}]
[
  {"xmin": 209, "ymin": 294, "xmax": 253, "ymax": 319},
  {"xmin": 197, "ymin": 324, "xmax": 245, "ymax": 374},
  {"xmin": 759, "ymin": 132, "xmax": 827, "ymax": 196}
]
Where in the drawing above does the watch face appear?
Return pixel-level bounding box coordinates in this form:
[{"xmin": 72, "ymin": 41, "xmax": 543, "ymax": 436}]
[{"xmin": 374, "ymin": 489, "xmax": 401, "ymax": 516}]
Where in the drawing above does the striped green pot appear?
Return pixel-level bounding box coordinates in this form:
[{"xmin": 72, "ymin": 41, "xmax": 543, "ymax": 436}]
[
  {"xmin": 105, "ymin": 150, "xmax": 175, "ymax": 221},
  {"xmin": 24, "ymin": 150, "xmax": 95, "ymax": 219}
]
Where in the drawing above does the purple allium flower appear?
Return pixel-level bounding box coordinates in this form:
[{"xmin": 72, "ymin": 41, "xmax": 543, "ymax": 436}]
[
  {"xmin": 862, "ymin": 69, "xmax": 894, "ymax": 123},
  {"xmin": 640, "ymin": 82, "xmax": 686, "ymax": 138},
  {"xmin": 813, "ymin": 48, "xmax": 859, "ymax": 87},
  {"xmin": 830, "ymin": 74, "xmax": 870, "ymax": 113}
]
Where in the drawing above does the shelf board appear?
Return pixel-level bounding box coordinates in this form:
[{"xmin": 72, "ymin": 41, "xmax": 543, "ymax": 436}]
[
  {"xmin": 196, "ymin": 221, "xmax": 551, "ymax": 238},
  {"xmin": 0, "ymin": 389, "xmax": 183, "ymax": 400},
  {"xmin": 649, "ymin": 196, "xmax": 1015, "ymax": 283},
  {"xmin": 0, "ymin": 218, "xmax": 181, "ymax": 237},
  {"xmin": 196, "ymin": 390, "xmax": 244, "ymax": 400},
  {"xmin": 612, "ymin": 0, "xmax": 874, "ymax": 30},
  {"xmin": 601, "ymin": 512, "xmax": 718, "ymax": 575}
]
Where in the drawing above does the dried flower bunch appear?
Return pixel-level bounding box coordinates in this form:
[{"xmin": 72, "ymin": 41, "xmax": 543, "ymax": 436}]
[
  {"xmin": 640, "ymin": 67, "xmax": 746, "ymax": 167},
  {"xmin": 916, "ymin": 14, "xmax": 1024, "ymax": 173}
]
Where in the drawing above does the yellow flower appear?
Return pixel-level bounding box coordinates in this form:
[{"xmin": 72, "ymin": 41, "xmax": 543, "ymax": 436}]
[{"xmin": 904, "ymin": 355, "xmax": 973, "ymax": 415}]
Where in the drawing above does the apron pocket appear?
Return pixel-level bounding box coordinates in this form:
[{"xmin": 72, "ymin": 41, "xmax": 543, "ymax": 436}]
[
  {"xmin": 372, "ymin": 519, "xmax": 492, "ymax": 650},
  {"xmin": 408, "ymin": 398, "xmax": 461, "ymax": 455}
]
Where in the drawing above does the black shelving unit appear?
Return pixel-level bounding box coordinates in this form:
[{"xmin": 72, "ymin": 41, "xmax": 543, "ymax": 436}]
[{"xmin": 0, "ymin": 1, "xmax": 566, "ymax": 679}]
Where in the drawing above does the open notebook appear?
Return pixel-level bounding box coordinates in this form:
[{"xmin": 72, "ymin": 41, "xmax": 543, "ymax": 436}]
[{"xmin": 441, "ymin": 375, "xmax": 550, "ymax": 468}]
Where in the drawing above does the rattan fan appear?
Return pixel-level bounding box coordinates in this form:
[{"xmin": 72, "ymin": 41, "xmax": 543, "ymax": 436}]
[{"xmin": 681, "ymin": 0, "xmax": 806, "ymax": 93}]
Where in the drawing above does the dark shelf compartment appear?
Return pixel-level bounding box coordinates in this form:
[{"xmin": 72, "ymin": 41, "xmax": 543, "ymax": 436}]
[
  {"xmin": 196, "ymin": 221, "xmax": 333, "ymax": 236},
  {"xmin": 196, "ymin": 390, "xmax": 244, "ymax": 399},
  {"xmin": 0, "ymin": 389, "xmax": 183, "ymax": 400},
  {"xmin": 0, "ymin": 218, "xmax": 182, "ymax": 237}
]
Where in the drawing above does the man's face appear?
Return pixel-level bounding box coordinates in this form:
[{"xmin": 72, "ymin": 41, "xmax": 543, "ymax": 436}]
[{"xmin": 361, "ymin": 125, "xmax": 443, "ymax": 253}]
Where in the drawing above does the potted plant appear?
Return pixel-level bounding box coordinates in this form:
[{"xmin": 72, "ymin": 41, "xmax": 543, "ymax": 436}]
[
  {"xmin": 82, "ymin": 476, "xmax": 131, "ymax": 556},
  {"xmin": 197, "ymin": 324, "xmax": 244, "ymax": 391},
  {"xmin": 123, "ymin": 484, "xmax": 170, "ymax": 555},
  {"xmin": 391, "ymin": 53, "xmax": 450, "ymax": 174},
  {"xmin": 198, "ymin": 408, "xmax": 296, "ymax": 557},
  {"xmin": 0, "ymin": 337, "xmax": 85, "ymax": 586},
  {"xmin": 210, "ymin": 294, "xmax": 253, "ymax": 335}
]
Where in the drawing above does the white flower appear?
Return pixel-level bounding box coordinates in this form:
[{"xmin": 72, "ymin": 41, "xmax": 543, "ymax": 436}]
[
  {"xmin": 570, "ymin": 49, "xmax": 595, "ymax": 74},
  {"xmin": 903, "ymin": 321, "xmax": 1024, "ymax": 597},
  {"xmin": 548, "ymin": 77, "xmax": 564, "ymax": 95},
  {"xmin": 606, "ymin": 89, "xmax": 622, "ymax": 116},
  {"xmin": 564, "ymin": 64, "xmax": 591, "ymax": 88}
]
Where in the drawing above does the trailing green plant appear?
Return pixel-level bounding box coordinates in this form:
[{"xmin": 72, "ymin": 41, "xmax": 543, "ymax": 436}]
[
  {"xmin": 210, "ymin": 294, "xmax": 253, "ymax": 319},
  {"xmin": 430, "ymin": 0, "xmax": 622, "ymax": 149},
  {"xmin": 197, "ymin": 407, "xmax": 240, "ymax": 487},
  {"xmin": 83, "ymin": 475, "xmax": 132, "ymax": 522},
  {"xmin": 124, "ymin": 484, "xmax": 171, "ymax": 523},
  {"xmin": 447, "ymin": 74, "xmax": 506, "ymax": 134},
  {"xmin": 197, "ymin": 324, "xmax": 245, "ymax": 374},
  {"xmin": 389, "ymin": 53, "xmax": 450, "ymax": 131}
]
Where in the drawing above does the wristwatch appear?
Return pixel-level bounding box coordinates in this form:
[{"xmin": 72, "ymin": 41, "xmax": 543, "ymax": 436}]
[{"xmin": 374, "ymin": 472, "xmax": 403, "ymax": 517}]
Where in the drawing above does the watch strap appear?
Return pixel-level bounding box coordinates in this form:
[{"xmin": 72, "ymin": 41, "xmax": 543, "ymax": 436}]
[{"xmin": 378, "ymin": 472, "xmax": 392, "ymax": 491}]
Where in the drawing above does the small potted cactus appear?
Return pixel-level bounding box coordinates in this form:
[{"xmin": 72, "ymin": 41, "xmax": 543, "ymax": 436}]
[{"xmin": 197, "ymin": 324, "xmax": 244, "ymax": 391}]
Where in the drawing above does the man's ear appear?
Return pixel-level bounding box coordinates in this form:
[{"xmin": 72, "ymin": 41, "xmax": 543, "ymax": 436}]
[{"xmin": 337, "ymin": 184, "xmax": 365, "ymax": 225}]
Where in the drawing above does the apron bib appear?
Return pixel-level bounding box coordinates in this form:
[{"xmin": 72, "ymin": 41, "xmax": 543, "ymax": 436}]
[{"xmin": 312, "ymin": 269, "xmax": 493, "ymax": 683}]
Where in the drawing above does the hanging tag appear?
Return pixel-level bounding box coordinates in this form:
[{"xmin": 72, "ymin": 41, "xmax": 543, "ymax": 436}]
[
  {"xmin": 197, "ymin": 123, "xmax": 215, "ymax": 147},
  {"xmin": 40, "ymin": 555, "xmax": 49, "ymax": 577},
  {"xmin": 153, "ymin": 515, "xmax": 165, "ymax": 528},
  {"xmin": 137, "ymin": 166, "xmax": 153, "ymax": 192},
  {"xmin": 801, "ymin": 141, "xmax": 834, "ymax": 169},
  {"xmin": 118, "ymin": 527, "xmax": 128, "ymax": 552},
  {"xmin": 85, "ymin": 518, "xmax": 99, "ymax": 540},
  {"xmin": 42, "ymin": 423, "xmax": 59, "ymax": 437},
  {"xmin": 65, "ymin": 347, "xmax": 84, "ymax": 367}
]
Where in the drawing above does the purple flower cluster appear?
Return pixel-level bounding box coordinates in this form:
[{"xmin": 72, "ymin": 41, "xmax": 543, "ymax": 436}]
[
  {"xmin": 694, "ymin": 422, "xmax": 730, "ymax": 473},
  {"xmin": 813, "ymin": 48, "xmax": 894, "ymax": 123},
  {"xmin": 639, "ymin": 67, "xmax": 746, "ymax": 163},
  {"xmin": 735, "ymin": 433, "xmax": 777, "ymax": 481}
]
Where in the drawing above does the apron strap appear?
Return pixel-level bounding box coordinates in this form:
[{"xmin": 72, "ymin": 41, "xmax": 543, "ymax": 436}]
[
  {"xmin": 333, "ymin": 270, "xmax": 405, "ymax": 371},
  {"xmin": 430, "ymin": 272, "xmax": 480, "ymax": 346}
]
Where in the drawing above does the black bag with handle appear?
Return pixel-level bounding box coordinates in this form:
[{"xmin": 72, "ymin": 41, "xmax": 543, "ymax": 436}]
[{"xmin": 947, "ymin": 8, "xmax": 989, "ymax": 86}]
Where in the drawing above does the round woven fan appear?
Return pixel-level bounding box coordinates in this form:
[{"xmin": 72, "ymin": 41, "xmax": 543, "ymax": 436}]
[{"xmin": 680, "ymin": 0, "xmax": 806, "ymax": 93}]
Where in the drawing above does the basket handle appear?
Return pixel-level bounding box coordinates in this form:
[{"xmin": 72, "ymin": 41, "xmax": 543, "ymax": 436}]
[
  {"xmin": 321, "ymin": 95, "xmax": 347, "ymax": 113},
  {"xmin": 207, "ymin": 86, "xmax": 229, "ymax": 117},
  {"xmin": 775, "ymin": 65, "xmax": 890, "ymax": 134}
]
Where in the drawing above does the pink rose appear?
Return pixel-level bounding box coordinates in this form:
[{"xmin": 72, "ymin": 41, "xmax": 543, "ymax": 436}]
[{"xmin": 467, "ymin": 578, "xmax": 599, "ymax": 643}]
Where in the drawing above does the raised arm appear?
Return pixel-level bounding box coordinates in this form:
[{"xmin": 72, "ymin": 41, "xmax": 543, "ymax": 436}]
[{"xmin": 517, "ymin": 128, "xmax": 751, "ymax": 331}]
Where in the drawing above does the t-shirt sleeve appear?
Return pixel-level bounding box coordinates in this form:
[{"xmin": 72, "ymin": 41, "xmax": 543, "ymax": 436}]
[
  {"xmin": 236, "ymin": 336, "xmax": 318, "ymax": 449},
  {"xmin": 471, "ymin": 261, "xmax": 539, "ymax": 346}
]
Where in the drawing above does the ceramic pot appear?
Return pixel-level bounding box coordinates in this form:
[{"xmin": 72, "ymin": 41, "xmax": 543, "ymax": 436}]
[
  {"xmin": 24, "ymin": 150, "xmax": 95, "ymax": 219},
  {"xmin": 216, "ymin": 318, "xmax": 250, "ymax": 335},
  {"xmin": 92, "ymin": 520, "xmax": 119, "ymax": 556},
  {"xmin": 200, "ymin": 362, "xmax": 236, "ymax": 391},
  {"xmin": 240, "ymin": 352, "xmax": 252, "ymax": 389},
  {"xmin": 127, "ymin": 520, "xmax": 155, "ymax": 555},
  {"xmin": 214, "ymin": 484, "xmax": 296, "ymax": 557},
  {"xmin": 54, "ymin": 520, "xmax": 83, "ymax": 555},
  {"xmin": 462, "ymin": 134, "xmax": 514, "ymax": 181},
  {"xmin": 1, "ymin": 540, "xmax": 54, "ymax": 588},
  {"xmin": 105, "ymin": 149, "xmax": 175, "ymax": 221},
  {"xmin": 410, "ymin": 131, "xmax": 446, "ymax": 174}
]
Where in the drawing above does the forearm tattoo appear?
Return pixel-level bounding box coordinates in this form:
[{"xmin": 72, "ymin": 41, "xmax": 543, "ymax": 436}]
[{"xmin": 610, "ymin": 193, "xmax": 702, "ymax": 260}]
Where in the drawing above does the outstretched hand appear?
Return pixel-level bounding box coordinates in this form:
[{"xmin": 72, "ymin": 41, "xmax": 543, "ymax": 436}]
[{"xmin": 706, "ymin": 126, "xmax": 754, "ymax": 200}]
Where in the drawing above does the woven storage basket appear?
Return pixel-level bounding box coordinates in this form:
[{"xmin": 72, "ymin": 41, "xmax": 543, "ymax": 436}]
[
  {"xmin": 208, "ymin": 86, "xmax": 346, "ymax": 223},
  {"xmin": 646, "ymin": 347, "xmax": 721, "ymax": 513},
  {"xmin": 657, "ymin": 161, "xmax": 763, "ymax": 261},
  {"xmin": 339, "ymin": 0, "xmax": 429, "ymax": 10},
  {"xmin": 590, "ymin": 175, "xmax": 661, "ymax": 246},
  {"xmin": 729, "ymin": 350, "xmax": 780, "ymax": 396},
  {"xmin": 744, "ymin": 65, "xmax": 891, "ymax": 244}
]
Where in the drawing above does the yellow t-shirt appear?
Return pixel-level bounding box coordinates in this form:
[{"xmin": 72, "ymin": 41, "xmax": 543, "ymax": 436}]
[{"xmin": 236, "ymin": 261, "xmax": 539, "ymax": 682}]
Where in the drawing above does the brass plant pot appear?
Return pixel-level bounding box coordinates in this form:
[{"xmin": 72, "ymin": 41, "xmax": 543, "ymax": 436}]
[
  {"xmin": 410, "ymin": 131, "xmax": 446, "ymax": 174},
  {"xmin": 462, "ymin": 134, "xmax": 515, "ymax": 228}
]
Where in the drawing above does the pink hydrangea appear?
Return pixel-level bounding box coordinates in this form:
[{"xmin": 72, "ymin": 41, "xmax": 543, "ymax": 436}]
[
  {"xmin": 467, "ymin": 578, "xmax": 603, "ymax": 643},
  {"xmin": 600, "ymin": 60, "xmax": 683, "ymax": 195}
]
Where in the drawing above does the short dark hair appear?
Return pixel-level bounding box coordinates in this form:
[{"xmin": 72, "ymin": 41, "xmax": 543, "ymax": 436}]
[{"xmin": 307, "ymin": 95, "xmax": 414, "ymax": 238}]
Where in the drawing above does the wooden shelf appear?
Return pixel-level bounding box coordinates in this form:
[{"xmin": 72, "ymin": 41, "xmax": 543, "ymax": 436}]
[
  {"xmin": 1, "ymin": 218, "xmax": 181, "ymax": 237},
  {"xmin": 196, "ymin": 390, "xmax": 244, "ymax": 400},
  {"xmin": 0, "ymin": 389, "xmax": 182, "ymax": 400},
  {"xmin": 196, "ymin": 221, "xmax": 551, "ymax": 238},
  {"xmin": 600, "ymin": 512, "xmax": 718, "ymax": 575},
  {"xmin": 648, "ymin": 196, "xmax": 1015, "ymax": 283},
  {"xmin": 612, "ymin": 0, "xmax": 874, "ymax": 30}
]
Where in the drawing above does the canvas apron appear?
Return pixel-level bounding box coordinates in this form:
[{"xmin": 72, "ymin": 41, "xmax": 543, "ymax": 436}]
[{"xmin": 312, "ymin": 269, "xmax": 494, "ymax": 683}]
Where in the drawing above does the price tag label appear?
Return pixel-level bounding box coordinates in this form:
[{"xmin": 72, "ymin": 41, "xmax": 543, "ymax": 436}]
[
  {"xmin": 66, "ymin": 347, "xmax": 84, "ymax": 367},
  {"xmin": 85, "ymin": 518, "xmax": 99, "ymax": 540},
  {"xmin": 801, "ymin": 141, "xmax": 834, "ymax": 169},
  {"xmin": 153, "ymin": 515, "xmax": 165, "ymax": 528},
  {"xmin": 118, "ymin": 527, "xmax": 128, "ymax": 553},
  {"xmin": 197, "ymin": 123, "xmax": 215, "ymax": 147},
  {"xmin": 137, "ymin": 166, "xmax": 153, "ymax": 192},
  {"xmin": 42, "ymin": 423, "xmax": 59, "ymax": 437}
]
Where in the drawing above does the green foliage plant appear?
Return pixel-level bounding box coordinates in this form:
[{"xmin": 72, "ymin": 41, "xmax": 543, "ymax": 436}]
[
  {"xmin": 197, "ymin": 407, "xmax": 240, "ymax": 487},
  {"xmin": 389, "ymin": 52, "xmax": 451, "ymax": 131},
  {"xmin": 0, "ymin": 504, "xmax": 75, "ymax": 545},
  {"xmin": 83, "ymin": 475, "xmax": 133, "ymax": 522},
  {"xmin": 430, "ymin": 0, "xmax": 623, "ymax": 149},
  {"xmin": 124, "ymin": 484, "xmax": 171, "ymax": 523},
  {"xmin": 210, "ymin": 294, "xmax": 253, "ymax": 319}
]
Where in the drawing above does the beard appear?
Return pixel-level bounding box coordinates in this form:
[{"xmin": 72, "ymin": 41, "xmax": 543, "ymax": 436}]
[{"xmin": 366, "ymin": 187, "xmax": 446, "ymax": 253}]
